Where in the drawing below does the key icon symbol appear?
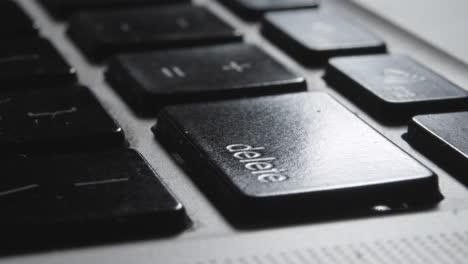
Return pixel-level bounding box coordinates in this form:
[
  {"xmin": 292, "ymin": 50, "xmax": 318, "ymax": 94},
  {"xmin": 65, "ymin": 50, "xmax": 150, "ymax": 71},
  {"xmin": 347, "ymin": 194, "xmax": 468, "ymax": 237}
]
[
  {"xmin": 222, "ymin": 61, "xmax": 251, "ymax": 73},
  {"xmin": 161, "ymin": 66, "xmax": 186, "ymax": 78}
]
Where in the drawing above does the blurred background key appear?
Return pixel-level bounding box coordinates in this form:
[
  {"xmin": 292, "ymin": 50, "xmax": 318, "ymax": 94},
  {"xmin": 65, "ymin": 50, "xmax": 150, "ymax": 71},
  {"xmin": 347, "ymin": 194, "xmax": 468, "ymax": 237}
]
[
  {"xmin": 68, "ymin": 5, "xmax": 242, "ymax": 61},
  {"xmin": 38, "ymin": 0, "xmax": 191, "ymax": 19}
]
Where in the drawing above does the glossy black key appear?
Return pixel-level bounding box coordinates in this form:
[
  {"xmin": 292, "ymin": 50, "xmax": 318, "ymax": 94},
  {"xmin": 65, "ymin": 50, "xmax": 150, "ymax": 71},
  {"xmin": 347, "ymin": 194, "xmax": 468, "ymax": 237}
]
[
  {"xmin": 106, "ymin": 44, "xmax": 306, "ymax": 114},
  {"xmin": 153, "ymin": 92, "xmax": 442, "ymax": 225},
  {"xmin": 218, "ymin": 0, "xmax": 318, "ymax": 21},
  {"xmin": 324, "ymin": 55, "xmax": 468, "ymax": 122},
  {"xmin": 68, "ymin": 5, "xmax": 242, "ymax": 61},
  {"xmin": 407, "ymin": 112, "xmax": 468, "ymax": 186},
  {"xmin": 262, "ymin": 9, "xmax": 386, "ymax": 65},
  {"xmin": 0, "ymin": 1, "xmax": 37, "ymax": 37},
  {"xmin": 39, "ymin": 0, "xmax": 190, "ymax": 18},
  {"xmin": 0, "ymin": 85, "xmax": 124, "ymax": 155},
  {"xmin": 0, "ymin": 38, "xmax": 76, "ymax": 88},
  {"xmin": 0, "ymin": 149, "xmax": 188, "ymax": 244}
]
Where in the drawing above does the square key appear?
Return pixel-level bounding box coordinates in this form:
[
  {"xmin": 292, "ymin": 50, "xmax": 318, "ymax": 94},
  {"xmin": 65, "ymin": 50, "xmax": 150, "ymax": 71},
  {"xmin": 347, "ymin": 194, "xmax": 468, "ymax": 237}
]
[
  {"xmin": 153, "ymin": 92, "xmax": 442, "ymax": 224},
  {"xmin": 106, "ymin": 43, "xmax": 306, "ymax": 114},
  {"xmin": 0, "ymin": 149, "xmax": 188, "ymax": 244},
  {"xmin": 407, "ymin": 112, "xmax": 468, "ymax": 186},
  {"xmin": 0, "ymin": 85, "xmax": 124, "ymax": 155},
  {"xmin": 219, "ymin": 0, "xmax": 319, "ymax": 21},
  {"xmin": 68, "ymin": 5, "xmax": 242, "ymax": 61},
  {"xmin": 0, "ymin": 38, "xmax": 76, "ymax": 88},
  {"xmin": 324, "ymin": 55, "xmax": 468, "ymax": 122},
  {"xmin": 262, "ymin": 9, "xmax": 386, "ymax": 65}
]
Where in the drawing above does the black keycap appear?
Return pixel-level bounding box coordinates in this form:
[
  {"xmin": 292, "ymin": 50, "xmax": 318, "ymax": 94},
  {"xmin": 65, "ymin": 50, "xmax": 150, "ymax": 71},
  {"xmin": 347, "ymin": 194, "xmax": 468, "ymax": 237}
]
[
  {"xmin": 68, "ymin": 5, "xmax": 242, "ymax": 61},
  {"xmin": 262, "ymin": 9, "xmax": 386, "ymax": 66},
  {"xmin": 39, "ymin": 0, "xmax": 190, "ymax": 19},
  {"xmin": 218, "ymin": 0, "xmax": 318, "ymax": 21},
  {"xmin": 324, "ymin": 55, "xmax": 468, "ymax": 122},
  {"xmin": 0, "ymin": 85, "xmax": 124, "ymax": 155},
  {"xmin": 153, "ymin": 92, "xmax": 442, "ymax": 225},
  {"xmin": 0, "ymin": 1, "xmax": 37, "ymax": 37},
  {"xmin": 0, "ymin": 38, "xmax": 76, "ymax": 88},
  {"xmin": 106, "ymin": 44, "xmax": 306, "ymax": 114},
  {"xmin": 0, "ymin": 149, "xmax": 188, "ymax": 244},
  {"xmin": 407, "ymin": 112, "xmax": 468, "ymax": 186}
]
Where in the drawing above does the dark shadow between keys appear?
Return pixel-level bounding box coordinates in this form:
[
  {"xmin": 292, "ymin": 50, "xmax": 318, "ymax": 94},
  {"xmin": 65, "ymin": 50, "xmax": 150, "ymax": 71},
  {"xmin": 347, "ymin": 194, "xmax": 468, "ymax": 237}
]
[{"xmin": 154, "ymin": 124, "xmax": 443, "ymax": 231}]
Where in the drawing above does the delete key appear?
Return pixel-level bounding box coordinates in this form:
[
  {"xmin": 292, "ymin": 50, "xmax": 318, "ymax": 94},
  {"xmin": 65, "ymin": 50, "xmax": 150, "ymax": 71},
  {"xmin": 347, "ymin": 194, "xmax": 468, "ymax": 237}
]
[{"xmin": 153, "ymin": 92, "xmax": 442, "ymax": 224}]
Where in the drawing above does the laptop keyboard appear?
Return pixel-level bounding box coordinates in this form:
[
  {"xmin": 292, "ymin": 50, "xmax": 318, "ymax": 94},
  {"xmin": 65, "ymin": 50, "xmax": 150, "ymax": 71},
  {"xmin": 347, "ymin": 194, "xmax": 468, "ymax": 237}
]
[{"xmin": 1, "ymin": 0, "xmax": 467, "ymax": 253}]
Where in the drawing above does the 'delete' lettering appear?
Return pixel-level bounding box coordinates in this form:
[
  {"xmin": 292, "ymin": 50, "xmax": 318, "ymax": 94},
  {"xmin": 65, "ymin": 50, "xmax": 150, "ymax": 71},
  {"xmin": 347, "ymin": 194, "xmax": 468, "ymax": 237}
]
[{"xmin": 226, "ymin": 144, "xmax": 288, "ymax": 183}]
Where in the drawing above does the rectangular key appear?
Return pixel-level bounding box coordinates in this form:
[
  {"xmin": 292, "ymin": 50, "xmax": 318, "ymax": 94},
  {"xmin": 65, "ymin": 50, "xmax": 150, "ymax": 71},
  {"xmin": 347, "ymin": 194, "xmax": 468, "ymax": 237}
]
[
  {"xmin": 39, "ymin": 0, "xmax": 190, "ymax": 18},
  {"xmin": 218, "ymin": 0, "xmax": 318, "ymax": 21},
  {"xmin": 0, "ymin": 149, "xmax": 188, "ymax": 246},
  {"xmin": 324, "ymin": 55, "xmax": 468, "ymax": 122},
  {"xmin": 68, "ymin": 5, "xmax": 242, "ymax": 61},
  {"xmin": 0, "ymin": 38, "xmax": 76, "ymax": 88},
  {"xmin": 0, "ymin": 1, "xmax": 37, "ymax": 37},
  {"xmin": 153, "ymin": 92, "xmax": 442, "ymax": 225},
  {"xmin": 0, "ymin": 85, "xmax": 124, "ymax": 155},
  {"xmin": 262, "ymin": 9, "xmax": 386, "ymax": 65},
  {"xmin": 106, "ymin": 43, "xmax": 306, "ymax": 115},
  {"xmin": 407, "ymin": 112, "xmax": 468, "ymax": 186}
]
